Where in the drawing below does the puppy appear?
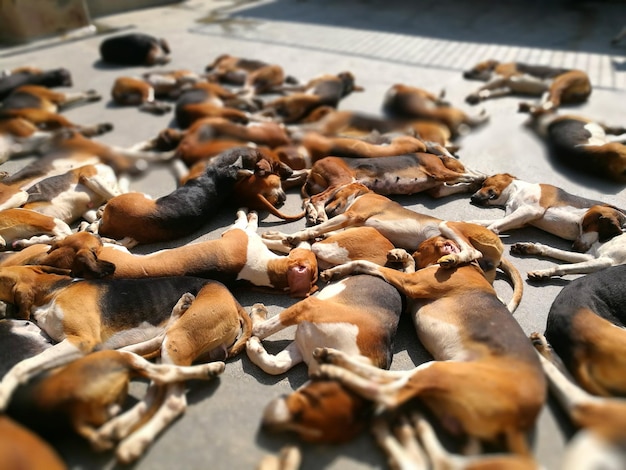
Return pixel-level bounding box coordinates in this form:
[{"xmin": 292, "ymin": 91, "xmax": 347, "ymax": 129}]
[{"xmin": 99, "ymin": 33, "xmax": 171, "ymax": 66}]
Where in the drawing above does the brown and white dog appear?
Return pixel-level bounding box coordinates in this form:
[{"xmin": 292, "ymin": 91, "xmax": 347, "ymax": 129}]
[
  {"xmin": 315, "ymin": 233, "xmax": 546, "ymax": 457},
  {"xmin": 204, "ymin": 54, "xmax": 296, "ymax": 96},
  {"xmin": 469, "ymin": 173, "xmax": 613, "ymax": 241},
  {"xmin": 382, "ymin": 84, "xmax": 489, "ymax": 138},
  {"xmin": 531, "ymin": 333, "xmax": 626, "ymax": 470},
  {"xmin": 463, "ymin": 60, "xmax": 592, "ymax": 111},
  {"xmin": 111, "ymin": 69, "xmax": 202, "ymax": 115},
  {"xmin": 2, "ymin": 336, "xmax": 224, "ymax": 468},
  {"xmin": 264, "ymin": 183, "xmax": 512, "ymax": 286},
  {"xmin": 0, "ymin": 66, "xmax": 72, "ymax": 100},
  {"xmin": 261, "ymin": 72, "xmax": 364, "ymax": 123},
  {"xmin": 247, "ymin": 272, "xmax": 403, "ymax": 443},
  {"xmin": 5, "ymin": 209, "xmax": 319, "ymax": 297},
  {"xmin": 511, "ymin": 205, "xmax": 626, "ymax": 279},
  {"xmin": 0, "ymin": 266, "xmax": 251, "ymax": 461},
  {"xmin": 302, "ymin": 153, "xmax": 485, "ymax": 200},
  {"xmin": 1, "ymin": 84, "xmax": 101, "ymax": 114},
  {"xmin": 521, "ymin": 106, "xmax": 626, "ymax": 183},
  {"xmin": 0, "ymin": 208, "xmax": 73, "ymax": 249}
]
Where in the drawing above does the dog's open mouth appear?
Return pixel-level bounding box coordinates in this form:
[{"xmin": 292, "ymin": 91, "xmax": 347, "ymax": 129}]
[{"xmin": 440, "ymin": 240, "xmax": 460, "ymax": 254}]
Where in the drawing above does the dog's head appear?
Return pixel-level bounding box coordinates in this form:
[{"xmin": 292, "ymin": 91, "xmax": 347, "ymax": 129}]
[
  {"xmin": 321, "ymin": 183, "xmax": 371, "ymax": 219},
  {"xmin": 337, "ymin": 71, "xmax": 364, "ymax": 95},
  {"xmin": 47, "ymin": 68, "xmax": 72, "ymax": 88},
  {"xmin": 573, "ymin": 205, "xmax": 626, "ymax": 252},
  {"xmin": 39, "ymin": 232, "xmax": 116, "ymax": 279},
  {"xmin": 285, "ymin": 247, "xmax": 318, "ymax": 297},
  {"xmin": 470, "ymin": 173, "xmax": 517, "ymax": 207},
  {"xmin": 463, "ymin": 59, "xmax": 500, "ymax": 81},
  {"xmin": 261, "ymin": 379, "xmax": 372, "ymax": 443},
  {"xmin": 413, "ymin": 236, "xmax": 461, "ymax": 269}
]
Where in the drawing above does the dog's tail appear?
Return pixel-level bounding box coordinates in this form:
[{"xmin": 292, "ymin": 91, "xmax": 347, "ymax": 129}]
[
  {"xmin": 499, "ymin": 256, "xmax": 524, "ymax": 313},
  {"xmin": 255, "ymin": 193, "xmax": 306, "ymax": 221},
  {"xmin": 227, "ymin": 303, "xmax": 254, "ymax": 358}
]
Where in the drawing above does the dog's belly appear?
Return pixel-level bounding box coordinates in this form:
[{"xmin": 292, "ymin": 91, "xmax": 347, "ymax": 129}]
[
  {"xmin": 533, "ymin": 206, "xmax": 589, "ymax": 240},
  {"xmin": 358, "ymin": 173, "xmax": 434, "ymax": 195},
  {"xmin": 508, "ymin": 74, "xmax": 550, "ymax": 94},
  {"xmin": 31, "ymin": 302, "xmax": 67, "ymax": 342},
  {"xmin": 295, "ymin": 321, "xmax": 362, "ymax": 373}
]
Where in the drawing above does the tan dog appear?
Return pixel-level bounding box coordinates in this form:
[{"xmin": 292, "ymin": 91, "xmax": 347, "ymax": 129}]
[
  {"xmin": 0, "ymin": 415, "xmax": 67, "ymax": 470},
  {"xmin": 6, "ymin": 347, "xmax": 223, "ymax": 464},
  {"xmin": 463, "ymin": 60, "xmax": 592, "ymax": 111},
  {"xmin": 382, "ymin": 84, "xmax": 489, "ymax": 138},
  {"xmin": 7, "ymin": 209, "xmax": 318, "ymax": 297},
  {"xmin": 0, "ymin": 267, "xmax": 252, "ymax": 461},
  {"xmin": 246, "ymin": 273, "xmax": 403, "ymax": 443},
  {"xmin": 315, "ymin": 234, "xmax": 546, "ymax": 457},
  {"xmin": 469, "ymin": 172, "xmax": 612, "ymax": 241},
  {"xmin": 511, "ymin": 205, "xmax": 626, "ymax": 279}
]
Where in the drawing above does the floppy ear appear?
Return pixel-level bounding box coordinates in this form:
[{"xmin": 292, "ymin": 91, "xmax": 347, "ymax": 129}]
[
  {"xmin": 254, "ymin": 158, "xmax": 273, "ymax": 177},
  {"xmin": 35, "ymin": 266, "xmax": 72, "ymax": 276},
  {"xmin": 72, "ymin": 249, "xmax": 116, "ymax": 279},
  {"xmin": 598, "ymin": 214, "xmax": 626, "ymax": 242}
]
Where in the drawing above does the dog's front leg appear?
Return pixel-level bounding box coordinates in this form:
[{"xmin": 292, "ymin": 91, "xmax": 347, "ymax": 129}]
[
  {"xmin": 371, "ymin": 415, "xmax": 428, "ymax": 470},
  {"xmin": 511, "ymin": 242, "xmax": 595, "ymax": 263},
  {"xmin": 246, "ymin": 338, "xmax": 304, "ymax": 375},
  {"xmin": 476, "ymin": 206, "xmax": 544, "ymax": 235},
  {"xmin": 466, "ymin": 78, "xmax": 512, "ymax": 104},
  {"xmin": 528, "ymin": 258, "xmax": 613, "ymax": 280},
  {"xmin": 0, "ymin": 339, "xmax": 83, "ymax": 410}
]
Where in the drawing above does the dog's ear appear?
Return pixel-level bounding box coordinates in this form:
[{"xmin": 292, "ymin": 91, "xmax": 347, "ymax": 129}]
[
  {"xmin": 72, "ymin": 249, "xmax": 116, "ymax": 279},
  {"xmin": 254, "ymin": 158, "xmax": 273, "ymax": 177},
  {"xmin": 35, "ymin": 266, "xmax": 72, "ymax": 276},
  {"xmin": 598, "ymin": 214, "xmax": 626, "ymax": 242}
]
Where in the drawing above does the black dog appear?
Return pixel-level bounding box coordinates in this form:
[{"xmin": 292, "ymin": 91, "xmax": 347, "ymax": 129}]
[
  {"xmin": 95, "ymin": 147, "xmax": 289, "ymax": 244},
  {"xmin": 542, "ymin": 264, "xmax": 626, "ymax": 397},
  {"xmin": 0, "ymin": 68, "xmax": 72, "ymax": 101},
  {"xmin": 99, "ymin": 33, "xmax": 171, "ymax": 66}
]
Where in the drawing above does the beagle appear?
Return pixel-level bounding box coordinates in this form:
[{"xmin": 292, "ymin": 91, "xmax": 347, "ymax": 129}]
[
  {"xmin": 0, "ymin": 66, "xmax": 72, "ymax": 100},
  {"xmin": 382, "ymin": 84, "xmax": 489, "ymax": 138},
  {"xmin": 463, "ymin": 60, "xmax": 592, "ymax": 111},
  {"xmin": 0, "ymin": 266, "xmax": 252, "ymax": 461},
  {"xmin": 315, "ymin": 233, "xmax": 546, "ymax": 457},
  {"xmin": 247, "ymin": 273, "xmax": 403, "ymax": 443},
  {"xmin": 93, "ymin": 147, "xmax": 301, "ymax": 245},
  {"xmin": 521, "ymin": 106, "xmax": 626, "ymax": 183},
  {"xmin": 511, "ymin": 205, "xmax": 626, "ymax": 280},
  {"xmin": 469, "ymin": 172, "xmax": 613, "ymax": 241},
  {"xmin": 10, "ymin": 209, "xmax": 319, "ymax": 297}
]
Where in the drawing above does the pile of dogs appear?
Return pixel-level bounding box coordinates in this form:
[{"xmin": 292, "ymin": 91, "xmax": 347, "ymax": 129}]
[{"xmin": 1, "ymin": 31, "xmax": 626, "ymax": 469}]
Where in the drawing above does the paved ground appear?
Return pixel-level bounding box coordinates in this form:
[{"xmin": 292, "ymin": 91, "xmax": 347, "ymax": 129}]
[{"xmin": 1, "ymin": 0, "xmax": 626, "ymax": 469}]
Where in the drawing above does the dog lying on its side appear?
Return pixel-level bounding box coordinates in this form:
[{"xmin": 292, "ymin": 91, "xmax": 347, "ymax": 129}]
[
  {"xmin": 0, "ymin": 267, "xmax": 251, "ymax": 462},
  {"xmin": 315, "ymin": 233, "xmax": 545, "ymax": 457},
  {"xmin": 247, "ymin": 273, "xmax": 403, "ymax": 443},
  {"xmin": 511, "ymin": 205, "xmax": 626, "ymax": 280}
]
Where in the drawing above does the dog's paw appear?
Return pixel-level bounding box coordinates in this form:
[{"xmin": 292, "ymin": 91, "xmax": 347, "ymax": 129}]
[
  {"xmin": 312, "ymin": 347, "xmax": 342, "ymax": 364},
  {"xmin": 250, "ymin": 303, "xmax": 269, "ymax": 323},
  {"xmin": 173, "ymin": 292, "xmax": 195, "ymax": 316},
  {"xmin": 465, "ymin": 93, "xmax": 481, "ymax": 105},
  {"xmin": 510, "ymin": 242, "xmax": 537, "ymax": 256},
  {"xmin": 527, "ymin": 270, "xmax": 551, "ymax": 281},
  {"xmin": 205, "ymin": 361, "xmax": 226, "ymax": 378},
  {"xmin": 387, "ymin": 248, "xmax": 411, "ymax": 263},
  {"xmin": 246, "ymin": 336, "xmax": 264, "ymax": 355},
  {"xmin": 319, "ymin": 269, "xmax": 336, "ymax": 283},
  {"xmin": 437, "ymin": 254, "xmax": 459, "ymax": 268},
  {"xmin": 262, "ymin": 230, "xmax": 288, "ymax": 241},
  {"xmin": 116, "ymin": 434, "xmax": 151, "ymax": 465}
]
